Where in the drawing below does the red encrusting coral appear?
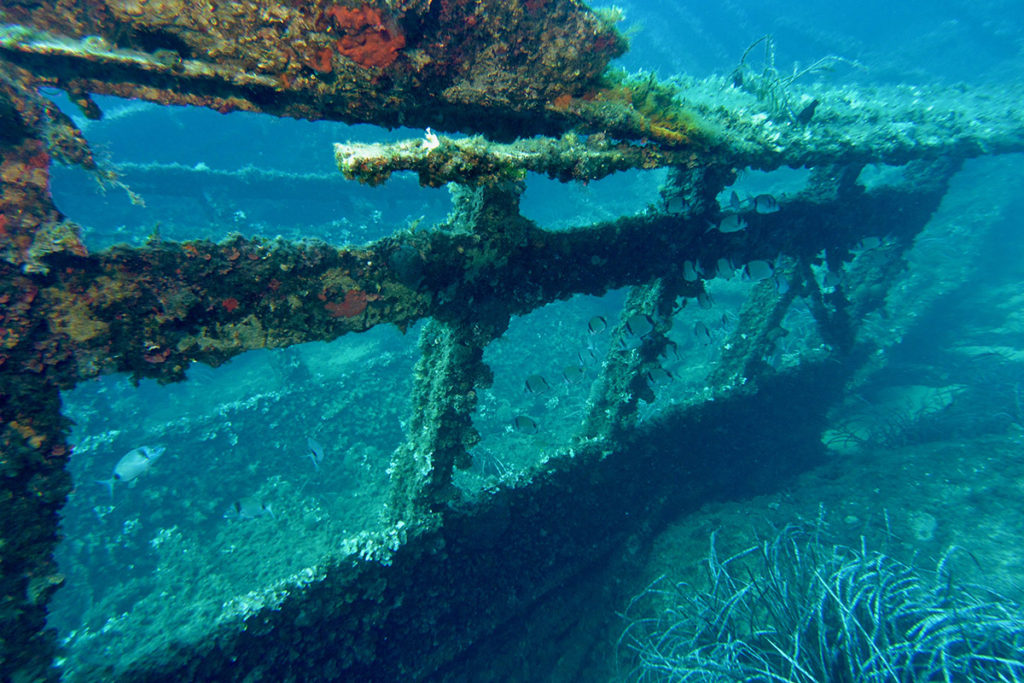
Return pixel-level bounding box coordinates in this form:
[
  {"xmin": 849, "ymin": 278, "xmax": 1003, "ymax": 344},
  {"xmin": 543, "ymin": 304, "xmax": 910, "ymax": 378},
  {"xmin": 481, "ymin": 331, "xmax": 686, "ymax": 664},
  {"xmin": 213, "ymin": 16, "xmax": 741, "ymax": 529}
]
[
  {"xmin": 305, "ymin": 47, "xmax": 335, "ymax": 73},
  {"xmin": 324, "ymin": 289, "xmax": 370, "ymax": 318},
  {"xmin": 143, "ymin": 347, "xmax": 171, "ymax": 364},
  {"xmin": 25, "ymin": 151, "xmax": 50, "ymax": 171},
  {"xmin": 325, "ymin": 4, "xmax": 406, "ymax": 68}
]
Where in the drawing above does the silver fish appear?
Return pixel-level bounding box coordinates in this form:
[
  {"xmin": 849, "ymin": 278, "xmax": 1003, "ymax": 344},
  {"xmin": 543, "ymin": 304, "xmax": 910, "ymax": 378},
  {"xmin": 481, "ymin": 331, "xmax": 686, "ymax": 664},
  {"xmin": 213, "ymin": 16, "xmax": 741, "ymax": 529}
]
[
  {"xmin": 745, "ymin": 260, "xmax": 775, "ymax": 281},
  {"xmin": 587, "ymin": 315, "xmax": 607, "ymax": 334},
  {"xmin": 625, "ymin": 313, "xmax": 655, "ymax": 338},
  {"xmin": 96, "ymin": 445, "xmax": 165, "ymax": 496},
  {"xmin": 307, "ymin": 437, "xmax": 325, "ymax": 471},
  {"xmin": 716, "ymin": 214, "xmax": 748, "ymax": 233},
  {"xmin": 512, "ymin": 415, "xmax": 539, "ymax": 434},
  {"xmin": 525, "ymin": 374, "xmax": 551, "ymax": 393},
  {"xmin": 716, "ymin": 257, "xmax": 735, "ymax": 280},
  {"xmin": 665, "ymin": 195, "xmax": 687, "ymax": 215},
  {"xmin": 753, "ymin": 194, "xmax": 780, "ymax": 214},
  {"xmin": 562, "ymin": 365, "xmax": 586, "ymax": 384},
  {"xmin": 854, "ymin": 236, "xmax": 882, "ymax": 252},
  {"xmin": 224, "ymin": 496, "xmax": 275, "ymax": 520},
  {"xmin": 645, "ymin": 367, "xmax": 673, "ymax": 387},
  {"xmin": 578, "ymin": 345, "xmax": 600, "ymax": 365}
]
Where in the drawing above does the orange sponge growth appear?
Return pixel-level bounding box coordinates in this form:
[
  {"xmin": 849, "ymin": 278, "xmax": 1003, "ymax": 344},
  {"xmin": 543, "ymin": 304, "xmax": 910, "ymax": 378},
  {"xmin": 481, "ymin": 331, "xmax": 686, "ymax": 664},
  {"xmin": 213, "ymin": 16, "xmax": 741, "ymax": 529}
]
[{"xmin": 325, "ymin": 4, "xmax": 405, "ymax": 69}]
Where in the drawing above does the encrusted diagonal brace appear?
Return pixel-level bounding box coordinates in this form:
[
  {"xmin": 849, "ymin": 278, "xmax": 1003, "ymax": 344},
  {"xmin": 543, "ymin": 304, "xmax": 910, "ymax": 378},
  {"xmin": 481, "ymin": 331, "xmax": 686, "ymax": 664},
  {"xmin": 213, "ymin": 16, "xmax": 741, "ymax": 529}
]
[
  {"xmin": 713, "ymin": 158, "xmax": 963, "ymax": 388},
  {"xmin": 709, "ymin": 261, "xmax": 801, "ymax": 387}
]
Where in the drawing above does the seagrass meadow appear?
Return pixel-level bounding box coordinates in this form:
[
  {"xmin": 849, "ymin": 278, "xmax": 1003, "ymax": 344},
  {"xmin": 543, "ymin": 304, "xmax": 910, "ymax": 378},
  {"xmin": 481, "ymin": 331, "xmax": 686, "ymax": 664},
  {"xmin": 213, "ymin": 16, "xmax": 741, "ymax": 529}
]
[{"xmin": 2, "ymin": 1, "xmax": 1024, "ymax": 681}]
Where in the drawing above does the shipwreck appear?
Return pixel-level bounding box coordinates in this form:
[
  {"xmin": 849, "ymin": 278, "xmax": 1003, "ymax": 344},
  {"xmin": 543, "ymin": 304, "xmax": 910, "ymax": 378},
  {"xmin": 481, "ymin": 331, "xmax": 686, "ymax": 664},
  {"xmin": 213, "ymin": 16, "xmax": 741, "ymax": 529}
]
[{"xmin": 1, "ymin": 1, "xmax": 1023, "ymax": 680}]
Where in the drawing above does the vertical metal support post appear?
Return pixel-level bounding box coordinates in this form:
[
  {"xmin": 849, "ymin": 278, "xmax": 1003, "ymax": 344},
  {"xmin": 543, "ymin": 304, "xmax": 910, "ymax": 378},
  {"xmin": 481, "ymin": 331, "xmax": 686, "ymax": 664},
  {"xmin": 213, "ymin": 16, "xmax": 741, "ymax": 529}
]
[
  {"xmin": 581, "ymin": 278, "xmax": 684, "ymax": 441},
  {"xmin": 386, "ymin": 180, "xmax": 526, "ymax": 524},
  {"xmin": 386, "ymin": 320, "xmax": 489, "ymax": 523},
  {"xmin": 0, "ymin": 372, "xmax": 71, "ymax": 683}
]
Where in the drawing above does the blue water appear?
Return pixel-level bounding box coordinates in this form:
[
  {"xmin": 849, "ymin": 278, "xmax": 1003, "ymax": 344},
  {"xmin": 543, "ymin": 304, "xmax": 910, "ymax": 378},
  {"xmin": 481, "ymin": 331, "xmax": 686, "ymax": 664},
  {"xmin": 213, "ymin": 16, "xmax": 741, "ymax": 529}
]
[
  {"xmin": 42, "ymin": 1, "xmax": 1024, "ymax": 679},
  {"xmin": 616, "ymin": 0, "xmax": 1024, "ymax": 82}
]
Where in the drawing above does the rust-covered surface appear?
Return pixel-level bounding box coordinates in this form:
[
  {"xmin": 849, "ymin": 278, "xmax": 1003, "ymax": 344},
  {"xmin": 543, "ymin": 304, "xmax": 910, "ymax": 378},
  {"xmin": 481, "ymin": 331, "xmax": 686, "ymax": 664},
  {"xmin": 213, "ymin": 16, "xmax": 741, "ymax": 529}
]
[
  {"xmin": 2, "ymin": 160, "xmax": 940, "ymax": 388},
  {"xmin": 0, "ymin": 0, "xmax": 626, "ymax": 139},
  {"xmin": 0, "ymin": 11, "xmax": 626, "ymax": 673},
  {"xmin": 1, "ymin": 1, "xmax": 1023, "ymax": 681}
]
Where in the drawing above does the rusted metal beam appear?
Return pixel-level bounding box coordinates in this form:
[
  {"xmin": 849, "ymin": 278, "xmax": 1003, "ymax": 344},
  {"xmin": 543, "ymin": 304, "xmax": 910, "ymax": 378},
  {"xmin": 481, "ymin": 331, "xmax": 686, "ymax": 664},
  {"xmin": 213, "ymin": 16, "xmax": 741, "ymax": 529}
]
[
  {"xmin": 0, "ymin": 1, "xmax": 626, "ymax": 140},
  {"xmin": 335, "ymin": 132, "xmax": 709, "ymax": 186},
  {"xmin": 3, "ymin": 158, "xmax": 950, "ymax": 390},
  {"xmin": 0, "ymin": 373, "xmax": 70, "ymax": 683},
  {"xmin": 9, "ymin": 1, "xmax": 1021, "ymax": 182},
  {"xmin": 333, "ymin": 88, "xmax": 1024, "ymax": 183}
]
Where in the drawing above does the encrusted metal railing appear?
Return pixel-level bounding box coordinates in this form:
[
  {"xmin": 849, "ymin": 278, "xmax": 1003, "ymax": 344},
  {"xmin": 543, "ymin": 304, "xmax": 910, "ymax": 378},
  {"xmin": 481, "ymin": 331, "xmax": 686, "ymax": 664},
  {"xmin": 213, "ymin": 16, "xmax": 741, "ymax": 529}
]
[{"xmin": 1, "ymin": 1, "xmax": 1023, "ymax": 680}]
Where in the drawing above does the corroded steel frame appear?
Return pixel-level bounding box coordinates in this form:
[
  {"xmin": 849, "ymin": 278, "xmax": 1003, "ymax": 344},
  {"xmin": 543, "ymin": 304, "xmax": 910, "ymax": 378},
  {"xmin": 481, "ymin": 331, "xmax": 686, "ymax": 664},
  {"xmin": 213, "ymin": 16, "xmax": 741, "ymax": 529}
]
[{"xmin": 0, "ymin": 1, "xmax": 1021, "ymax": 680}]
